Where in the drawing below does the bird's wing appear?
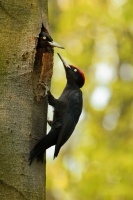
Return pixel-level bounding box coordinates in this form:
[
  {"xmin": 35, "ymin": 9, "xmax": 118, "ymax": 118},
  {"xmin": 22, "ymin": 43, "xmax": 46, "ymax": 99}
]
[{"xmin": 54, "ymin": 90, "xmax": 82, "ymax": 158}]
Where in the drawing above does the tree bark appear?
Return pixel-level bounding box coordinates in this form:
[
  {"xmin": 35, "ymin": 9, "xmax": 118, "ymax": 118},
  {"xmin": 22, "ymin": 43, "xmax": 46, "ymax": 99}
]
[{"xmin": 0, "ymin": 0, "xmax": 50, "ymax": 199}]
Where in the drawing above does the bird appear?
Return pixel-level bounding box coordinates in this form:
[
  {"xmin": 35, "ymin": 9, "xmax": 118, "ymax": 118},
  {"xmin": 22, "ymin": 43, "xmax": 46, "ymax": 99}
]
[
  {"xmin": 37, "ymin": 31, "xmax": 64, "ymax": 49},
  {"xmin": 29, "ymin": 53, "xmax": 85, "ymax": 165}
]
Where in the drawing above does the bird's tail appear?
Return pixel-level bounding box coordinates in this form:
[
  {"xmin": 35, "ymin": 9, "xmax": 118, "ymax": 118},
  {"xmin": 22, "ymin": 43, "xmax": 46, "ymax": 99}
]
[
  {"xmin": 29, "ymin": 129, "xmax": 59, "ymax": 165},
  {"xmin": 29, "ymin": 136, "xmax": 47, "ymax": 165}
]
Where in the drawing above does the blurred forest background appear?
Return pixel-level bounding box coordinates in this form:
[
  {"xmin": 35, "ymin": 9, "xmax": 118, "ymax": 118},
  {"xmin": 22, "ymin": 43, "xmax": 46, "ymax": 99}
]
[{"xmin": 46, "ymin": 0, "xmax": 133, "ymax": 199}]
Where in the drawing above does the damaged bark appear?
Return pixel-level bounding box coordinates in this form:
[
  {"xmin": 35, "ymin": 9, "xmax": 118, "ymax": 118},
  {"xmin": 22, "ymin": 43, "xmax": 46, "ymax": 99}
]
[{"xmin": 33, "ymin": 25, "xmax": 54, "ymax": 102}]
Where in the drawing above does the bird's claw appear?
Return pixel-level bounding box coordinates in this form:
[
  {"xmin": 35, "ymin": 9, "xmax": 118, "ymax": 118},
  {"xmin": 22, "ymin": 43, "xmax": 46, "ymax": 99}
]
[
  {"xmin": 32, "ymin": 136, "xmax": 39, "ymax": 141},
  {"xmin": 37, "ymin": 82, "xmax": 49, "ymax": 97}
]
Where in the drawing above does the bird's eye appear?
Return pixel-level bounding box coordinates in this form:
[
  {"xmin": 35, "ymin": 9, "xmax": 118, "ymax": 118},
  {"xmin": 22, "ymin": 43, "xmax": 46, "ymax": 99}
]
[
  {"xmin": 43, "ymin": 36, "xmax": 46, "ymax": 40},
  {"xmin": 74, "ymin": 69, "xmax": 77, "ymax": 72}
]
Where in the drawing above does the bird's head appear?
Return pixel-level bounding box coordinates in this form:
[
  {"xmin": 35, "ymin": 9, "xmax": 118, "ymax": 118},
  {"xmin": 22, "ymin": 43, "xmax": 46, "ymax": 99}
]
[
  {"xmin": 58, "ymin": 53, "xmax": 85, "ymax": 88},
  {"xmin": 40, "ymin": 32, "xmax": 64, "ymax": 49}
]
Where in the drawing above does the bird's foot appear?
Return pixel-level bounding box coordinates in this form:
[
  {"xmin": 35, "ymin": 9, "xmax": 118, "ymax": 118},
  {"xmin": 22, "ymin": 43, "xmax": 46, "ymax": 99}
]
[
  {"xmin": 32, "ymin": 136, "xmax": 39, "ymax": 141},
  {"xmin": 37, "ymin": 82, "xmax": 49, "ymax": 98}
]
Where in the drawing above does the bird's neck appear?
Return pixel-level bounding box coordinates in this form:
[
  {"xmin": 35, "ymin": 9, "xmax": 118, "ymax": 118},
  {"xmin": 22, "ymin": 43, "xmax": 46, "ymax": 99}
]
[
  {"xmin": 65, "ymin": 83, "xmax": 79, "ymax": 90},
  {"xmin": 59, "ymin": 83, "xmax": 79, "ymax": 100}
]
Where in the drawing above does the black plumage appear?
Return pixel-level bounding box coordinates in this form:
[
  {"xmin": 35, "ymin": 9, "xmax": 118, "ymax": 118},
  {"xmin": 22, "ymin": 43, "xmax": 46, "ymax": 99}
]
[{"xmin": 29, "ymin": 53, "xmax": 85, "ymax": 165}]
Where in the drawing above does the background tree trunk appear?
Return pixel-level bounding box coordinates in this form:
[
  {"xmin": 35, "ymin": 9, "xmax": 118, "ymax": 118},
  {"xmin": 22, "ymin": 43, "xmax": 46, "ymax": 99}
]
[{"xmin": 0, "ymin": 0, "xmax": 49, "ymax": 199}]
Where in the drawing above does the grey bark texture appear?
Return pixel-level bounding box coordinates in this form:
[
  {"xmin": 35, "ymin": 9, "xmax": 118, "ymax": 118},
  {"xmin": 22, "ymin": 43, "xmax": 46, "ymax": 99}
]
[{"xmin": 0, "ymin": 0, "xmax": 48, "ymax": 199}]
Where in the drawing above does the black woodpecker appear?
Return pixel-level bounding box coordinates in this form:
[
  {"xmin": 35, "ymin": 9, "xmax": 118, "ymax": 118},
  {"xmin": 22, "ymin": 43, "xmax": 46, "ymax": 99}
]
[
  {"xmin": 37, "ymin": 32, "xmax": 64, "ymax": 49},
  {"xmin": 29, "ymin": 53, "xmax": 85, "ymax": 165}
]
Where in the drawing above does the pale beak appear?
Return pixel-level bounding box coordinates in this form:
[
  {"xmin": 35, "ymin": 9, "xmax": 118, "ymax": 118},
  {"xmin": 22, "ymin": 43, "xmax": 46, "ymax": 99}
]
[
  {"xmin": 48, "ymin": 41, "xmax": 64, "ymax": 49},
  {"xmin": 57, "ymin": 53, "xmax": 71, "ymax": 69}
]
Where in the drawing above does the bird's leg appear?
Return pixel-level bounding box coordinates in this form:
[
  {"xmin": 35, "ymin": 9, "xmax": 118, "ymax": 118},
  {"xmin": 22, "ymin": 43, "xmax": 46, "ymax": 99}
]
[
  {"xmin": 37, "ymin": 82, "xmax": 57, "ymax": 106},
  {"xmin": 48, "ymin": 91, "xmax": 57, "ymax": 107},
  {"xmin": 47, "ymin": 120, "xmax": 53, "ymax": 127}
]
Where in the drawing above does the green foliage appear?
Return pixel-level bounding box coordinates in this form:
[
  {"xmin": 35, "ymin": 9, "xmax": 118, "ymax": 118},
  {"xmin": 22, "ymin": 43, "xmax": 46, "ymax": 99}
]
[{"xmin": 47, "ymin": 0, "xmax": 133, "ymax": 199}]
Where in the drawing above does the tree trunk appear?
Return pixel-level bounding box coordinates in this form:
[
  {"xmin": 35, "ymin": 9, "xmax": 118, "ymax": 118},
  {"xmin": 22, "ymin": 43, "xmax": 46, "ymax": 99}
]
[{"xmin": 0, "ymin": 0, "xmax": 50, "ymax": 199}]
